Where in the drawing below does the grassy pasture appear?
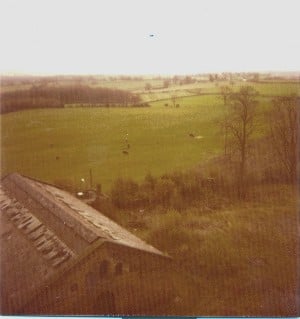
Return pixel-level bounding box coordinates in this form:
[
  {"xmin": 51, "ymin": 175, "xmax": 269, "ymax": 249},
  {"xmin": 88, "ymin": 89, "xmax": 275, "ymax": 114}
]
[
  {"xmin": 139, "ymin": 80, "xmax": 300, "ymax": 102},
  {"xmin": 90, "ymin": 78, "xmax": 164, "ymax": 91},
  {"xmin": 1, "ymin": 95, "xmax": 227, "ymax": 191},
  {"xmin": 2, "ymin": 76, "xmax": 298, "ymax": 102},
  {"xmin": 250, "ymin": 81, "xmax": 300, "ymax": 95},
  {"xmin": 1, "ymin": 81, "xmax": 299, "ymax": 192}
]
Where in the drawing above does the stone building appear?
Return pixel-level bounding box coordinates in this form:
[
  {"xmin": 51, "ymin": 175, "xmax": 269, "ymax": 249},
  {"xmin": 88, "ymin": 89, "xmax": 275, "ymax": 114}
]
[{"xmin": 0, "ymin": 173, "xmax": 173, "ymax": 315}]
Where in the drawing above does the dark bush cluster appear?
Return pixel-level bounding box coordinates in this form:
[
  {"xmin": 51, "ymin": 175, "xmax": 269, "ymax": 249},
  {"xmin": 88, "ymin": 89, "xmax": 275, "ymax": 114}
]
[{"xmin": 110, "ymin": 171, "xmax": 217, "ymax": 210}]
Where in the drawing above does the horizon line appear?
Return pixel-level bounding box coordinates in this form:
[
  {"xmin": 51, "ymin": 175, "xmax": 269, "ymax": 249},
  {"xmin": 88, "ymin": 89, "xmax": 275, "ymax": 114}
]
[{"xmin": 1, "ymin": 70, "xmax": 300, "ymax": 77}]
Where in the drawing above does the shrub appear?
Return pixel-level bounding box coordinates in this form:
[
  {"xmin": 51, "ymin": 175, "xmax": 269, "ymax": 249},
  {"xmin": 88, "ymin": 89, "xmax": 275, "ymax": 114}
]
[
  {"xmin": 109, "ymin": 167, "xmax": 240, "ymax": 212},
  {"xmin": 110, "ymin": 177, "xmax": 139, "ymax": 209},
  {"xmin": 143, "ymin": 173, "xmax": 157, "ymax": 191},
  {"xmin": 153, "ymin": 178, "xmax": 176, "ymax": 206},
  {"xmin": 170, "ymin": 189, "xmax": 186, "ymax": 211}
]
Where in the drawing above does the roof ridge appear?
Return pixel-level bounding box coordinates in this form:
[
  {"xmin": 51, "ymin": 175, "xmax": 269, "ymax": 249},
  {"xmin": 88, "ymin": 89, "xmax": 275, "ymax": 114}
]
[{"xmin": 2, "ymin": 173, "xmax": 167, "ymax": 257}]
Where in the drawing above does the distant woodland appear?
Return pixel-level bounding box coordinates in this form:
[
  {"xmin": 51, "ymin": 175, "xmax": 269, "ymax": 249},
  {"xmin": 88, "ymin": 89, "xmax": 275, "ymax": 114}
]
[{"xmin": 0, "ymin": 85, "xmax": 141, "ymax": 113}]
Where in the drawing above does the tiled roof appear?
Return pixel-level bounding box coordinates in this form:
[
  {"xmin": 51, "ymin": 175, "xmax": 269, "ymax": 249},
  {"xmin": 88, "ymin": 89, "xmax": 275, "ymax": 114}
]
[
  {"xmin": 1, "ymin": 173, "xmax": 165, "ymax": 256},
  {"xmin": 0, "ymin": 186, "xmax": 60, "ymax": 310},
  {"xmin": 41, "ymin": 182, "xmax": 165, "ymax": 256},
  {"xmin": 0, "ymin": 186, "xmax": 75, "ymax": 268}
]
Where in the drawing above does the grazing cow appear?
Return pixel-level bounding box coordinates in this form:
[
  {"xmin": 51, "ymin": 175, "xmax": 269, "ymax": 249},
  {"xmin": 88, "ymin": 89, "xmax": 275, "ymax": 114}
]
[
  {"xmin": 56, "ymin": 156, "xmax": 60, "ymax": 160},
  {"xmin": 189, "ymin": 133, "xmax": 195, "ymax": 138},
  {"xmin": 122, "ymin": 150, "xmax": 129, "ymax": 155}
]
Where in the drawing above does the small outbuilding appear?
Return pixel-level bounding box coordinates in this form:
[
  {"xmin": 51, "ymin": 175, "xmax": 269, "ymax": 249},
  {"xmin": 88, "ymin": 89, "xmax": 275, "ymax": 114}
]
[{"xmin": 0, "ymin": 173, "xmax": 173, "ymax": 315}]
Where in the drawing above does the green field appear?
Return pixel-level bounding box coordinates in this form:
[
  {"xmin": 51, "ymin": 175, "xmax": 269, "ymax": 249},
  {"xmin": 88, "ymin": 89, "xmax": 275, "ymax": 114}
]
[
  {"xmin": 1, "ymin": 95, "xmax": 227, "ymax": 192},
  {"xmin": 105, "ymin": 80, "xmax": 300, "ymax": 102},
  {"xmin": 1, "ymin": 81, "xmax": 299, "ymax": 192}
]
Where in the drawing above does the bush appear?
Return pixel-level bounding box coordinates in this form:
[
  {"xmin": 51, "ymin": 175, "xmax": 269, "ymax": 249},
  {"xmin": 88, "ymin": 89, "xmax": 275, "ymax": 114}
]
[
  {"xmin": 170, "ymin": 189, "xmax": 186, "ymax": 211},
  {"xmin": 109, "ymin": 171, "xmax": 210, "ymax": 211},
  {"xmin": 110, "ymin": 177, "xmax": 139, "ymax": 209},
  {"xmin": 153, "ymin": 178, "xmax": 176, "ymax": 207},
  {"xmin": 143, "ymin": 173, "xmax": 157, "ymax": 191}
]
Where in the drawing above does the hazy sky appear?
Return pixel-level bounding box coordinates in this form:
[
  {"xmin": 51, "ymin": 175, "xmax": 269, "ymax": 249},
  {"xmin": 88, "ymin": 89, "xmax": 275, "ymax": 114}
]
[{"xmin": 0, "ymin": 0, "xmax": 299, "ymax": 75}]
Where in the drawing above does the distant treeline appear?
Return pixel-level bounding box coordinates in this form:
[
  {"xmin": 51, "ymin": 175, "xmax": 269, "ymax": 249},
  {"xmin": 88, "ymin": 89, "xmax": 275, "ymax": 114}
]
[{"xmin": 0, "ymin": 85, "xmax": 142, "ymax": 113}]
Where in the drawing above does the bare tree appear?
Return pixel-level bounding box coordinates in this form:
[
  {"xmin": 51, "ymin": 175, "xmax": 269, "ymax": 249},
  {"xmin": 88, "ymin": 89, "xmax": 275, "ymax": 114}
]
[
  {"xmin": 171, "ymin": 94, "xmax": 177, "ymax": 108},
  {"xmin": 145, "ymin": 83, "xmax": 152, "ymax": 91},
  {"xmin": 220, "ymin": 85, "xmax": 232, "ymax": 106},
  {"xmin": 219, "ymin": 86, "xmax": 232, "ymax": 156},
  {"xmin": 163, "ymin": 79, "xmax": 171, "ymax": 88},
  {"xmin": 226, "ymin": 86, "xmax": 258, "ymax": 198},
  {"xmin": 269, "ymin": 95, "xmax": 299, "ymax": 182}
]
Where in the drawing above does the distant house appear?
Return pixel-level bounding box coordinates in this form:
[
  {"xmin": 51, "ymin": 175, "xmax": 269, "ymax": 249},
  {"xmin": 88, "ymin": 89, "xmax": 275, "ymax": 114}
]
[{"xmin": 0, "ymin": 173, "xmax": 173, "ymax": 315}]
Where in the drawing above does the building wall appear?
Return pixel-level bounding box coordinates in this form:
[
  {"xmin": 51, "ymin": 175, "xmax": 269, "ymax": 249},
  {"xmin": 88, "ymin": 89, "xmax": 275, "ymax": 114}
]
[{"xmin": 22, "ymin": 242, "xmax": 174, "ymax": 315}]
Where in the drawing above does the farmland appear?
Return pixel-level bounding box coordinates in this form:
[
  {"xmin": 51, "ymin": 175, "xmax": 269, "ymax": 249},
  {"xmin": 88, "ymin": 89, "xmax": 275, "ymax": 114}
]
[
  {"xmin": 0, "ymin": 75, "xmax": 299, "ymax": 316},
  {"xmin": 1, "ymin": 95, "xmax": 226, "ymax": 191},
  {"xmin": 1, "ymin": 77, "xmax": 299, "ymax": 192}
]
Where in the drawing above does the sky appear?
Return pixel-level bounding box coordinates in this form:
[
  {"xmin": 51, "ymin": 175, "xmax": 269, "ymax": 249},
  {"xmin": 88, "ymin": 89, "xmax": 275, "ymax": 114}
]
[{"xmin": 0, "ymin": 0, "xmax": 299, "ymax": 75}]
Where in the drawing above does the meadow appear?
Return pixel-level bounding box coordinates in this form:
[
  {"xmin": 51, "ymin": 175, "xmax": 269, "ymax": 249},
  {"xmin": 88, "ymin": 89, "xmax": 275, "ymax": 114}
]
[
  {"xmin": 1, "ymin": 95, "xmax": 226, "ymax": 192},
  {"xmin": 1, "ymin": 78, "xmax": 299, "ymax": 191}
]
